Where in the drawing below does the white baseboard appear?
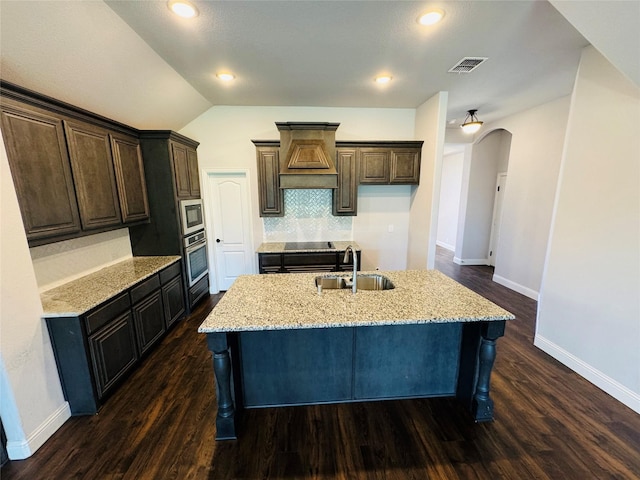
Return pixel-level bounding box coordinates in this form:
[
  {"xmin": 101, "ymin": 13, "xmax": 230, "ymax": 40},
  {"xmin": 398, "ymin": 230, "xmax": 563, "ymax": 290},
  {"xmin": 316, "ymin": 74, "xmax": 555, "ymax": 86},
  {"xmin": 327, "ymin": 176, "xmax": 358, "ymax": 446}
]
[
  {"xmin": 453, "ymin": 257, "xmax": 488, "ymax": 266},
  {"xmin": 492, "ymin": 274, "xmax": 539, "ymax": 300},
  {"xmin": 436, "ymin": 241, "xmax": 455, "ymax": 252},
  {"xmin": 6, "ymin": 402, "xmax": 71, "ymax": 460},
  {"xmin": 534, "ymin": 335, "xmax": 640, "ymax": 414}
]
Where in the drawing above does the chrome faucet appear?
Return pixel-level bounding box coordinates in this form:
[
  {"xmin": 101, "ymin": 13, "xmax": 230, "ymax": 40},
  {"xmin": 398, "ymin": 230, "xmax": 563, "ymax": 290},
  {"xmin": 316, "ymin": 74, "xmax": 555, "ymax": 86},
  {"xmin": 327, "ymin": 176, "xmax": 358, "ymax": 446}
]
[{"xmin": 344, "ymin": 245, "xmax": 357, "ymax": 294}]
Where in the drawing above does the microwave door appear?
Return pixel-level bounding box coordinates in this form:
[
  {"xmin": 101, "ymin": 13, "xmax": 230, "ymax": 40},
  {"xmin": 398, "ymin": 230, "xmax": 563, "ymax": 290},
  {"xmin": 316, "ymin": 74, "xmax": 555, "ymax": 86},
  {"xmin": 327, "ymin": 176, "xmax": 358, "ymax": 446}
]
[{"xmin": 181, "ymin": 199, "xmax": 205, "ymax": 236}]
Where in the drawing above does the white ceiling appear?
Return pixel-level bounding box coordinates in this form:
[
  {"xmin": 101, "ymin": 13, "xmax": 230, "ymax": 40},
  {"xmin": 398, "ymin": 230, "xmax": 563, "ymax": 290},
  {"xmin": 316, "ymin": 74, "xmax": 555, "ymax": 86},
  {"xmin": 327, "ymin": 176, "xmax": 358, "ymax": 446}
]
[
  {"xmin": 1, "ymin": 1, "xmax": 637, "ymax": 131},
  {"xmin": 104, "ymin": 0, "xmax": 590, "ymax": 127}
]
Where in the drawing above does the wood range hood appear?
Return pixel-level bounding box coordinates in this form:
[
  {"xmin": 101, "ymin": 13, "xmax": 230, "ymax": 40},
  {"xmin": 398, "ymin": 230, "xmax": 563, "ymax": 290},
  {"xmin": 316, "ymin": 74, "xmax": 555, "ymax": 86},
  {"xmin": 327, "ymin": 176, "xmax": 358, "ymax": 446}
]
[{"xmin": 276, "ymin": 122, "xmax": 339, "ymax": 189}]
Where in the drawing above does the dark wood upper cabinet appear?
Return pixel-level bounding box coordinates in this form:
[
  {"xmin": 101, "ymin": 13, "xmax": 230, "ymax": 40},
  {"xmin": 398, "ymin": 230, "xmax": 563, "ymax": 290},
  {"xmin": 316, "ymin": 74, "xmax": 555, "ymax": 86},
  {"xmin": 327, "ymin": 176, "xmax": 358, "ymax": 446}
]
[
  {"xmin": 170, "ymin": 141, "xmax": 191, "ymax": 198},
  {"xmin": 0, "ymin": 101, "xmax": 81, "ymax": 240},
  {"xmin": 171, "ymin": 141, "xmax": 200, "ymax": 199},
  {"xmin": 253, "ymin": 140, "xmax": 422, "ymax": 217},
  {"xmin": 187, "ymin": 147, "xmax": 200, "ymax": 198},
  {"xmin": 254, "ymin": 142, "xmax": 283, "ymax": 217},
  {"xmin": 111, "ymin": 133, "xmax": 150, "ymax": 223},
  {"xmin": 64, "ymin": 120, "xmax": 121, "ymax": 230},
  {"xmin": 1, "ymin": 81, "xmax": 151, "ymax": 245},
  {"xmin": 359, "ymin": 145, "xmax": 421, "ymax": 185},
  {"xmin": 390, "ymin": 149, "xmax": 421, "ymax": 184},
  {"xmin": 359, "ymin": 149, "xmax": 390, "ymax": 184},
  {"xmin": 333, "ymin": 148, "xmax": 358, "ymax": 216}
]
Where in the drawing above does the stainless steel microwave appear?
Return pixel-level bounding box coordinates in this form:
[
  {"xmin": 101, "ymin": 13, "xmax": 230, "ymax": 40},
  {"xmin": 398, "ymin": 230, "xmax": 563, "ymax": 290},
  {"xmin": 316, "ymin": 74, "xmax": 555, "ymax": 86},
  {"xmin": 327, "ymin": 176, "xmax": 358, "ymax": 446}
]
[{"xmin": 180, "ymin": 199, "xmax": 204, "ymax": 236}]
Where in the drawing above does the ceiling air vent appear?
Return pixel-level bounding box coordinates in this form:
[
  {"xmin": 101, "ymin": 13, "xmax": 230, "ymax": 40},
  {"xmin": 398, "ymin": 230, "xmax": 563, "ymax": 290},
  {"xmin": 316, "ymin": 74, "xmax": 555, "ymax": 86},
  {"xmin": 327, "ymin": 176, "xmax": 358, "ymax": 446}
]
[{"xmin": 448, "ymin": 57, "xmax": 488, "ymax": 73}]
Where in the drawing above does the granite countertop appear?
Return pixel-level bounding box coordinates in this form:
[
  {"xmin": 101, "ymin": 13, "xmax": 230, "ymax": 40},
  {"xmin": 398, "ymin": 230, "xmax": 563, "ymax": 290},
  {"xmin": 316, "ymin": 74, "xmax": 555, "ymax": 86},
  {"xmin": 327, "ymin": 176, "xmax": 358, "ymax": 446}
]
[
  {"xmin": 41, "ymin": 256, "xmax": 181, "ymax": 318},
  {"xmin": 256, "ymin": 241, "xmax": 361, "ymax": 254},
  {"xmin": 198, "ymin": 270, "xmax": 515, "ymax": 333}
]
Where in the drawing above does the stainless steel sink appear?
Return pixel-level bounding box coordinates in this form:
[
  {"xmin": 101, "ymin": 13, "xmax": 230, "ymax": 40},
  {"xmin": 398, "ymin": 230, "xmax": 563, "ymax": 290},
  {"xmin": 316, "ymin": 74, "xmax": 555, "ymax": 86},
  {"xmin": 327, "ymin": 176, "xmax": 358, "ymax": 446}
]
[
  {"xmin": 355, "ymin": 274, "xmax": 395, "ymax": 290},
  {"xmin": 314, "ymin": 274, "xmax": 394, "ymax": 291},
  {"xmin": 315, "ymin": 276, "xmax": 347, "ymax": 289}
]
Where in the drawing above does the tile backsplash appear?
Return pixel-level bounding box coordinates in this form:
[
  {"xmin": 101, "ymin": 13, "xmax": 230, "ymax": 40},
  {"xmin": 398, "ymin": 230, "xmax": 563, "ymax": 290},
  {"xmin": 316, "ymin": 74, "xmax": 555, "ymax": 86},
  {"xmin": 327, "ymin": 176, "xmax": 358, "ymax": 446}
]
[{"xmin": 263, "ymin": 189, "xmax": 352, "ymax": 242}]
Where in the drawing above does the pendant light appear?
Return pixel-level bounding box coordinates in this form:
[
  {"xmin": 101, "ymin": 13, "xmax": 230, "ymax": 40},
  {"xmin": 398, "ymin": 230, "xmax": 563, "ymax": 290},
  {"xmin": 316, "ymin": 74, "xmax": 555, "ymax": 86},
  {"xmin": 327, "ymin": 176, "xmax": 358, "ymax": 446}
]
[{"xmin": 460, "ymin": 109, "xmax": 483, "ymax": 134}]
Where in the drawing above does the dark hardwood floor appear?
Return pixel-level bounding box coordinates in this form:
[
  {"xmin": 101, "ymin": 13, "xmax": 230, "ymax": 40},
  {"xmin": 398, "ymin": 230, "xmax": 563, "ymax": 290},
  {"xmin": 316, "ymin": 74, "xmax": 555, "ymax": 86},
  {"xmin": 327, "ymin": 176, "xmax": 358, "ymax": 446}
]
[{"xmin": 3, "ymin": 249, "xmax": 640, "ymax": 479}]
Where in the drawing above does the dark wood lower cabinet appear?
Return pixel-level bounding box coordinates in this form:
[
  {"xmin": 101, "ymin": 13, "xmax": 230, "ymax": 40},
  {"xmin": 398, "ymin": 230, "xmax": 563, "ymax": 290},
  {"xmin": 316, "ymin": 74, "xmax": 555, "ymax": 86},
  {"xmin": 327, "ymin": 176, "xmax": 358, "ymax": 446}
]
[
  {"xmin": 189, "ymin": 275, "xmax": 209, "ymax": 306},
  {"xmin": 46, "ymin": 263, "xmax": 186, "ymax": 414},
  {"xmin": 258, "ymin": 251, "xmax": 361, "ymax": 274},
  {"xmin": 282, "ymin": 252, "xmax": 336, "ymax": 273},
  {"xmin": 89, "ymin": 311, "xmax": 138, "ymax": 398},
  {"xmin": 163, "ymin": 275, "xmax": 186, "ymax": 328},
  {"xmin": 132, "ymin": 291, "xmax": 166, "ymax": 357}
]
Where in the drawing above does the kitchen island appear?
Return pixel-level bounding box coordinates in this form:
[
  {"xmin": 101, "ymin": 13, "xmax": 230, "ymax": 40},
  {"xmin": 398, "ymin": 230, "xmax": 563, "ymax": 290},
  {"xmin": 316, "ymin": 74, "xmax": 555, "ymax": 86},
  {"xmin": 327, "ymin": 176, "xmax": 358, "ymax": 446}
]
[{"xmin": 198, "ymin": 270, "xmax": 515, "ymax": 440}]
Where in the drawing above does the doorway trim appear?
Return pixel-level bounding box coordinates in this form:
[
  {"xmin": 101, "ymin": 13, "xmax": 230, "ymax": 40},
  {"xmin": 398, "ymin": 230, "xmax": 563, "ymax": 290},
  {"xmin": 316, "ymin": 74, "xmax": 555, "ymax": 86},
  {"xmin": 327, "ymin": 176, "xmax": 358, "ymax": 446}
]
[
  {"xmin": 487, "ymin": 172, "xmax": 507, "ymax": 267},
  {"xmin": 202, "ymin": 168, "xmax": 255, "ymax": 293}
]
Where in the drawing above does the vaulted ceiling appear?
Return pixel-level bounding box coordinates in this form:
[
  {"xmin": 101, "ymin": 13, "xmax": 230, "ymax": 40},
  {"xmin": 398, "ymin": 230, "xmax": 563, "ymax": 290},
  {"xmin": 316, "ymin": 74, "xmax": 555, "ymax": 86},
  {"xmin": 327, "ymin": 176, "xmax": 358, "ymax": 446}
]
[{"xmin": 0, "ymin": 1, "xmax": 637, "ymax": 131}]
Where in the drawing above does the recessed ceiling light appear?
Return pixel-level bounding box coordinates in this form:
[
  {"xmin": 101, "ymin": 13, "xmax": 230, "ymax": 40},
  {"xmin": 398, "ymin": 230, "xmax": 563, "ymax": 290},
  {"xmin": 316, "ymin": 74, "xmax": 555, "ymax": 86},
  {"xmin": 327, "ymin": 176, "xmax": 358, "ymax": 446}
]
[
  {"xmin": 168, "ymin": 0, "xmax": 198, "ymax": 18},
  {"xmin": 216, "ymin": 72, "xmax": 235, "ymax": 82},
  {"xmin": 418, "ymin": 9, "xmax": 444, "ymax": 26},
  {"xmin": 375, "ymin": 75, "xmax": 392, "ymax": 84}
]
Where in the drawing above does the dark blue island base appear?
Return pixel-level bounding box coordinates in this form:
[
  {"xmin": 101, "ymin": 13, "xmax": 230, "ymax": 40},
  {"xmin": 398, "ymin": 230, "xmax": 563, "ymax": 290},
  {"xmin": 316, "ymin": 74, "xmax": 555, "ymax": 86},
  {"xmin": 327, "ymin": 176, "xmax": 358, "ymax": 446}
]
[{"xmin": 206, "ymin": 320, "xmax": 505, "ymax": 440}]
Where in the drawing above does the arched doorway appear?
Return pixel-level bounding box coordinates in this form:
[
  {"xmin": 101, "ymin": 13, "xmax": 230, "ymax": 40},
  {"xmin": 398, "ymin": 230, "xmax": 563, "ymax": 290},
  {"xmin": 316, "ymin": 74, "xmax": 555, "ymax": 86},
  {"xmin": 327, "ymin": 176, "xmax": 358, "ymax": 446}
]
[{"xmin": 439, "ymin": 129, "xmax": 512, "ymax": 267}]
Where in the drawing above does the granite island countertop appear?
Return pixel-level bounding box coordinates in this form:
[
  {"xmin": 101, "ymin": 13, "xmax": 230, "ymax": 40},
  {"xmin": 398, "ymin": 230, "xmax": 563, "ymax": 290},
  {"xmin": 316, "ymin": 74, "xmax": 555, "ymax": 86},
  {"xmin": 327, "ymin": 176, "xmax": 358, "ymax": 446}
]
[
  {"xmin": 198, "ymin": 270, "xmax": 514, "ymax": 333},
  {"xmin": 256, "ymin": 241, "xmax": 361, "ymax": 254},
  {"xmin": 41, "ymin": 256, "xmax": 181, "ymax": 318}
]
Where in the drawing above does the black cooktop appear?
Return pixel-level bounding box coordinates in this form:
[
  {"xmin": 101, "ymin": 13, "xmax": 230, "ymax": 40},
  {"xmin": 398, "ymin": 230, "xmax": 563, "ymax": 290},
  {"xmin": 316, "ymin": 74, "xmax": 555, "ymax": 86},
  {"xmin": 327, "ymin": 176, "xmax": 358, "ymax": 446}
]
[{"xmin": 284, "ymin": 241, "xmax": 335, "ymax": 250}]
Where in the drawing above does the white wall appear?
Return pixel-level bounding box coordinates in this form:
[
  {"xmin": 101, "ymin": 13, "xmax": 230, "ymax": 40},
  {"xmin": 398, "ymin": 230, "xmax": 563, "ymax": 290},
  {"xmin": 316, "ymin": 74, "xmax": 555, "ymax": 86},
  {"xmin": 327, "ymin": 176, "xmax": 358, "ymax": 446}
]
[
  {"xmin": 436, "ymin": 151, "xmax": 464, "ymax": 251},
  {"xmin": 30, "ymin": 229, "xmax": 132, "ymax": 292},
  {"xmin": 407, "ymin": 92, "xmax": 448, "ymax": 270},
  {"xmin": 0, "ymin": 142, "xmax": 70, "ymax": 459},
  {"xmin": 456, "ymin": 130, "xmax": 511, "ymax": 265},
  {"xmin": 479, "ymin": 96, "xmax": 571, "ymax": 299},
  {"xmin": 180, "ymin": 106, "xmax": 416, "ymax": 272},
  {"xmin": 536, "ymin": 46, "xmax": 640, "ymax": 413},
  {"xmin": 353, "ymin": 185, "xmax": 412, "ymax": 271}
]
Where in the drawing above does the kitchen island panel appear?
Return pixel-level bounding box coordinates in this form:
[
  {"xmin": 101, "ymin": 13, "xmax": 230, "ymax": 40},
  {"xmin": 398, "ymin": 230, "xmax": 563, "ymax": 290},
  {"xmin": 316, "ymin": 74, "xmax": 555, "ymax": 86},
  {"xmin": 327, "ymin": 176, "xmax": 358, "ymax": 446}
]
[
  {"xmin": 239, "ymin": 328, "xmax": 354, "ymax": 406},
  {"xmin": 353, "ymin": 323, "xmax": 462, "ymax": 400}
]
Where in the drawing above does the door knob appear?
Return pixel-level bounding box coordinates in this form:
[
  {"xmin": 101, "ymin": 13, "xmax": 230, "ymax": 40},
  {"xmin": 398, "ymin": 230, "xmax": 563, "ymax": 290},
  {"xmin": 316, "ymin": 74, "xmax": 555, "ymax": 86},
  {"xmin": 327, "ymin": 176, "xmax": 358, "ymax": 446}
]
[{"xmin": 216, "ymin": 238, "xmax": 222, "ymax": 243}]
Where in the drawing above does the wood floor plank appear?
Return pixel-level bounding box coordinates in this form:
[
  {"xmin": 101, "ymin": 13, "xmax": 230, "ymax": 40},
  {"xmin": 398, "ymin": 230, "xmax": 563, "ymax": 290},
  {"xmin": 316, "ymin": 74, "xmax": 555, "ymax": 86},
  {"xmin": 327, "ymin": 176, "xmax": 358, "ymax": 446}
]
[{"xmin": 3, "ymin": 247, "xmax": 640, "ymax": 479}]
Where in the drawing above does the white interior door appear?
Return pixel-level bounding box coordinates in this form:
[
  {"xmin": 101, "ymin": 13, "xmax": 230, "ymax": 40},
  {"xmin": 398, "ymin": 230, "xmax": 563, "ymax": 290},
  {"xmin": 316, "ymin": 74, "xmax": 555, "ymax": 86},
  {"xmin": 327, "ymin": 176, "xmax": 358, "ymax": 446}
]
[
  {"xmin": 488, "ymin": 173, "xmax": 507, "ymax": 267},
  {"xmin": 206, "ymin": 171, "xmax": 254, "ymax": 291}
]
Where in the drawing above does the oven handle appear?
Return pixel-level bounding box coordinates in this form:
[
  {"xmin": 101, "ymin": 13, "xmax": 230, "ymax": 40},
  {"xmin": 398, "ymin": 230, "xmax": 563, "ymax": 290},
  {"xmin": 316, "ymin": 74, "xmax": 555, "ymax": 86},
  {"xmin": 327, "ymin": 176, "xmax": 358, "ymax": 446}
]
[{"xmin": 185, "ymin": 238, "xmax": 207, "ymax": 252}]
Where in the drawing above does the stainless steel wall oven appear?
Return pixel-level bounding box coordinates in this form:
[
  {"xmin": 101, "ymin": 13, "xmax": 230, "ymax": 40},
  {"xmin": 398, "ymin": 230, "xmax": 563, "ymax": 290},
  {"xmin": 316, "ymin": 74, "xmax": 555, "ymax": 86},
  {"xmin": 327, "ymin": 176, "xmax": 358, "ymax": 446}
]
[{"xmin": 184, "ymin": 230, "xmax": 208, "ymax": 287}]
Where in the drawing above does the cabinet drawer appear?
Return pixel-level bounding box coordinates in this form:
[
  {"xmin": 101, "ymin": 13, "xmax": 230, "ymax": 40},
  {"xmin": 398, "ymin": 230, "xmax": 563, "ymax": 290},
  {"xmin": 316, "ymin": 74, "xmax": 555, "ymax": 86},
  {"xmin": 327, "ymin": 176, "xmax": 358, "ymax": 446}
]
[
  {"xmin": 159, "ymin": 262, "xmax": 181, "ymax": 284},
  {"xmin": 130, "ymin": 274, "xmax": 161, "ymax": 304},
  {"xmin": 85, "ymin": 292, "xmax": 131, "ymax": 335},
  {"xmin": 283, "ymin": 253, "xmax": 336, "ymax": 266},
  {"xmin": 189, "ymin": 274, "xmax": 209, "ymax": 307},
  {"xmin": 259, "ymin": 253, "xmax": 283, "ymax": 273},
  {"xmin": 259, "ymin": 253, "xmax": 282, "ymax": 267}
]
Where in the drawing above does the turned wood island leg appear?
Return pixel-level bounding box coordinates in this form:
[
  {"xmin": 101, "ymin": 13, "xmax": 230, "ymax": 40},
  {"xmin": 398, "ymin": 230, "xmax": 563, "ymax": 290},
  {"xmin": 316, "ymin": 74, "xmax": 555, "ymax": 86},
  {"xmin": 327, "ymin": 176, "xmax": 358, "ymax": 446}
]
[
  {"xmin": 206, "ymin": 333, "xmax": 237, "ymax": 440},
  {"xmin": 456, "ymin": 320, "xmax": 506, "ymax": 422},
  {"xmin": 472, "ymin": 321, "xmax": 505, "ymax": 422}
]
